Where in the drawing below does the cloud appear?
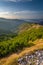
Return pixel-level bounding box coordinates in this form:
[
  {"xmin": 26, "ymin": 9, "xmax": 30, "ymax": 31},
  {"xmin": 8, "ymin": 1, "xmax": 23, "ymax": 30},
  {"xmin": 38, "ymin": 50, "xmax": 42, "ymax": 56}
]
[
  {"xmin": 0, "ymin": 12, "xmax": 9, "ymax": 15},
  {"xmin": 0, "ymin": 10, "xmax": 43, "ymax": 19},
  {"xmin": 0, "ymin": 0, "xmax": 32, "ymax": 2},
  {"xmin": 0, "ymin": 10, "xmax": 36, "ymax": 15},
  {"xmin": 13, "ymin": 11, "xmax": 37, "ymax": 15}
]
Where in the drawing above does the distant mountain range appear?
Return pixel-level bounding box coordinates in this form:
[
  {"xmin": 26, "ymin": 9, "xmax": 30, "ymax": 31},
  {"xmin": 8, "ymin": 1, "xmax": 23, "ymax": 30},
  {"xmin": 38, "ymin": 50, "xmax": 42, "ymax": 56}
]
[
  {"xmin": 25, "ymin": 19, "xmax": 43, "ymax": 25},
  {"xmin": 0, "ymin": 18, "xmax": 26, "ymax": 34},
  {"xmin": 0, "ymin": 18, "xmax": 43, "ymax": 34}
]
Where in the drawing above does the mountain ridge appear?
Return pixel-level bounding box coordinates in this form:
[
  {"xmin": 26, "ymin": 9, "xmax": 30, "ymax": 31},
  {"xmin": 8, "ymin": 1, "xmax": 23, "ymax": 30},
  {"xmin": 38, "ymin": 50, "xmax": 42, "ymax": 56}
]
[{"xmin": 0, "ymin": 18, "xmax": 43, "ymax": 34}]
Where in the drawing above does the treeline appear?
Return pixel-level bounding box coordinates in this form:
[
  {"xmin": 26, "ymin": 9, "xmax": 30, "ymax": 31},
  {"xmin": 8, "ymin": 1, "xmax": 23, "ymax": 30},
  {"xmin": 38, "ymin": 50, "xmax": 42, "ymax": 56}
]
[{"xmin": 0, "ymin": 26, "xmax": 43, "ymax": 57}]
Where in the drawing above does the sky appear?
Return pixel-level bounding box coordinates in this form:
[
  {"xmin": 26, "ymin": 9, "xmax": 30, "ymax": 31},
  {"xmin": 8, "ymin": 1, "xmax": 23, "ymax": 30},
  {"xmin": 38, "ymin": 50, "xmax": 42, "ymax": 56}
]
[{"xmin": 0, "ymin": 0, "xmax": 43, "ymax": 19}]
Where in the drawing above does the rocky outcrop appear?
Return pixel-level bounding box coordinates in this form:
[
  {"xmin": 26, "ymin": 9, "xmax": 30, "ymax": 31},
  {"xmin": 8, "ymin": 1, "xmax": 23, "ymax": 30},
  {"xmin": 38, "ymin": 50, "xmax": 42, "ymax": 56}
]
[{"xmin": 18, "ymin": 50, "xmax": 43, "ymax": 65}]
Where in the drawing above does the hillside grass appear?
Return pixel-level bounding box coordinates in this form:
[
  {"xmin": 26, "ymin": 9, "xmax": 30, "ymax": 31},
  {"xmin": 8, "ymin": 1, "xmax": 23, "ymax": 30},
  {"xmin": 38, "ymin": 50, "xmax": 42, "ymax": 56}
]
[
  {"xmin": 0, "ymin": 23, "xmax": 43, "ymax": 65},
  {"xmin": 0, "ymin": 39, "xmax": 43, "ymax": 65},
  {"xmin": 0, "ymin": 24, "xmax": 43, "ymax": 57}
]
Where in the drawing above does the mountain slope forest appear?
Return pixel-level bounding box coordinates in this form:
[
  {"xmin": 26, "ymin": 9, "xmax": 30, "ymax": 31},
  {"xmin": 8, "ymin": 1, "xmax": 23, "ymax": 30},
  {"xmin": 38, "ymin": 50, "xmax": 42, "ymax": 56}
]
[{"xmin": 0, "ymin": 23, "xmax": 43, "ymax": 65}]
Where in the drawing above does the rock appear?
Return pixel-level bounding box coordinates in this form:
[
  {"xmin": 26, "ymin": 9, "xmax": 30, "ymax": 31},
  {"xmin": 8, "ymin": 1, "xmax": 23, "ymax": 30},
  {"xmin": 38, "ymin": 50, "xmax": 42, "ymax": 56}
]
[{"xmin": 18, "ymin": 50, "xmax": 43, "ymax": 65}]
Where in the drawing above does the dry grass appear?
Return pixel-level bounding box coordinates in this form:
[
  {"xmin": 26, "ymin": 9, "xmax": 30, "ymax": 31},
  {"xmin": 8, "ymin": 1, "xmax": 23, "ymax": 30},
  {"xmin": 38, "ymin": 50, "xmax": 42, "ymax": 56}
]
[
  {"xmin": 0, "ymin": 39, "xmax": 43, "ymax": 65},
  {"xmin": 19, "ymin": 24, "xmax": 42, "ymax": 34}
]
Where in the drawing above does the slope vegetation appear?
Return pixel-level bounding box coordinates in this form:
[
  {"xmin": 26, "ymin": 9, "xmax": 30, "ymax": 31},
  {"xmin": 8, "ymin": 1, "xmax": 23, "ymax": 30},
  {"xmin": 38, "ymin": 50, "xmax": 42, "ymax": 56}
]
[{"xmin": 0, "ymin": 23, "xmax": 43, "ymax": 65}]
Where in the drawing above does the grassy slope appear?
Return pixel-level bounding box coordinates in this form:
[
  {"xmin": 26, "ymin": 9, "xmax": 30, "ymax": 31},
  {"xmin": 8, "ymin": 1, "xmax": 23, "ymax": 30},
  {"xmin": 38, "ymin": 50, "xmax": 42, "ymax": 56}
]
[
  {"xmin": 0, "ymin": 39, "xmax": 43, "ymax": 65},
  {"xmin": 0, "ymin": 23, "xmax": 43, "ymax": 65}
]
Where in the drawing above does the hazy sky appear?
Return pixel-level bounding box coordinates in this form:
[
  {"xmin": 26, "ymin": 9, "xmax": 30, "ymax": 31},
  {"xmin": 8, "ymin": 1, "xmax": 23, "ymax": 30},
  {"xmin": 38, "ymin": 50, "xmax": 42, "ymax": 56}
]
[{"xmin": 0, "ymin": 0, "xmax": 43, "ymax": 19}]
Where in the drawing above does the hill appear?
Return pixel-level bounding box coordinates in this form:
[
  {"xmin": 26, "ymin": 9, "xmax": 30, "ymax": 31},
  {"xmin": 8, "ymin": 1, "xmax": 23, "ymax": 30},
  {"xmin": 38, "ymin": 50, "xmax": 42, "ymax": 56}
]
[{"xmin": 0, "ymin": 23, "xmax": 43, "ymax": 65}]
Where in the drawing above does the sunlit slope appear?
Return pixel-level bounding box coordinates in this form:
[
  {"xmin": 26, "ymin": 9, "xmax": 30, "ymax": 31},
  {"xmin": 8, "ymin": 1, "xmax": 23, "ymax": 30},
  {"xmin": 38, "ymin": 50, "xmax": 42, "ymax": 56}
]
[
  {"xmin": 0, "ymin": 23, "xmax": 43, "ymax": 57},
  {"xmin": 0, "ymin": 23, "xmax": 43, "ymax": 65},
  {"xmin": 0, "ymin": 39, "xmax": 43, "ymax": 65}
]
